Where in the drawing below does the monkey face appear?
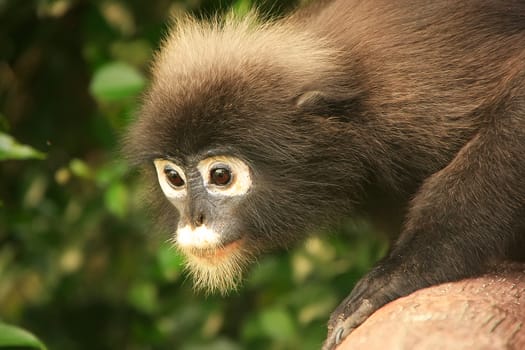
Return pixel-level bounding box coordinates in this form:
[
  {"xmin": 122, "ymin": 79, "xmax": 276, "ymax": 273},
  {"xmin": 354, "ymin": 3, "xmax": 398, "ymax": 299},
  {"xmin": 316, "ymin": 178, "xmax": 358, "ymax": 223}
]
[
  {"xmin": 154, "ymin": 155, "xmax": 252, "ymax": 251},
  {"xmin": 152, "ymin": 155, "xmax": 256, "ymax": 293}
]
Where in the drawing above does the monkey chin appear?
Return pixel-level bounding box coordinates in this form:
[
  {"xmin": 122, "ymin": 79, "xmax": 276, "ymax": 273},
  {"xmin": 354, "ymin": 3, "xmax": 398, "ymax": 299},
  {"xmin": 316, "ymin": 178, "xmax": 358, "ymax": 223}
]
[{"xmin": 178, "ymin": 239, "xmax": 253, "ymax": 295}]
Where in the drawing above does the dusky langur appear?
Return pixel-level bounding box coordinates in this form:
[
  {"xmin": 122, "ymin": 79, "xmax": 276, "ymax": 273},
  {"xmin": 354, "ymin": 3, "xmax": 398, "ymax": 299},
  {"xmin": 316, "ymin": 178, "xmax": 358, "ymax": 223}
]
[{"xmin": 125, "ymin": 0, "xmax": 525, "ymax": 348}]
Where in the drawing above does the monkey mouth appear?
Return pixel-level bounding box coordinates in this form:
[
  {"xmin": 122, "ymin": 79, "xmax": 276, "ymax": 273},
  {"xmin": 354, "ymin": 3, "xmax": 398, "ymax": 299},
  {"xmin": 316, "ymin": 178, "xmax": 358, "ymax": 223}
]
[{"xmin": 182, "ymin": 239, "xmax": 244, "ymax": 262}]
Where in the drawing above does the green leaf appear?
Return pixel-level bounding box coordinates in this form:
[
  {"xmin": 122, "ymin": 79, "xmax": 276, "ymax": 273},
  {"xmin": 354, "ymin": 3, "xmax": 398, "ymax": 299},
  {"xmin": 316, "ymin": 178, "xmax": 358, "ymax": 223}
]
[
  {"xmin": 89, "ymin": 61, "xmax": 146, "ymax": 102},
  {"xmin": 259, "ymin": 308, "xmax": 296, "ymax": 340},
  {"xmin": 0, "ymin": 323, "xmax": 47, "ymax": 350},
  {"xmin": 0, "ymin": 132, "xmax": 45, "ymax": 161},
  {"xmin": 232, "ymin": 0, "xmax": 252, "ymax": 16},
  {"xmin": 69, "ymin": 158, "xmax": 93, "ymax": 179},
  {"xmin": 128, "ymin": 281, "xmax": 158, "ymax": 314},
  {"xmin": 104, "ymin": 181, "xmax": 128, "ymax": 218}
]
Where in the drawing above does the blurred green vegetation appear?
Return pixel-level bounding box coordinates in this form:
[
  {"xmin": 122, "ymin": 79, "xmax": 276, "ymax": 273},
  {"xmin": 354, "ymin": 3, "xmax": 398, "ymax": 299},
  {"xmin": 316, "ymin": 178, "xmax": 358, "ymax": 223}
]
[
  {"xmin": 0, "ymin": 0, "xmax": 387, "ymax": 349},
  {"xmin": 0, "ymin": 323, "xmax": 47, "ymax": 350}
]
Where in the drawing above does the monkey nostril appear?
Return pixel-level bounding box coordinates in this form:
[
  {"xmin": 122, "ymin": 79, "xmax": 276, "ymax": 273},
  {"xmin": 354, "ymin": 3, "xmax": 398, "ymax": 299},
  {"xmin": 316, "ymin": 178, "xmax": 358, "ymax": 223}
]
[{"xmin": 194, "ymin": 213, "xmax": 205, "ymax": 227}]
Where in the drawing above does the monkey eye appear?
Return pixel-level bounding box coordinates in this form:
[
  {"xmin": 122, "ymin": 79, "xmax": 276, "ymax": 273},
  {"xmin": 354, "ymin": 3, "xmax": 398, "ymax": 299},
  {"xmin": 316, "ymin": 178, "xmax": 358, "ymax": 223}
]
[
  {"xmin": 154, "ymin": 159, "xmax": 187, "ymax": 201},
  {"xmin": 164, "ymin": 166, "xmax": 185, "ymax": 188},
  {"xmin": 197, "ymin": 156, "xmax": 251, "ymax": 196},
  {"xmin": 210, "ymin": 166, "xmax": 232, "ymax": 186}
]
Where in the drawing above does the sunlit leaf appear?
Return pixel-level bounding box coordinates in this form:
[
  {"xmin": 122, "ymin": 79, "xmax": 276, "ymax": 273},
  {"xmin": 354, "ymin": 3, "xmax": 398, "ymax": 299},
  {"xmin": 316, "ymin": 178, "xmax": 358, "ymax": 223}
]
[
  {"xmin": 69, "ymin": 158, "xmax": 93, "ymax": 179},
  {"xmin": 0, "ymin": 323, "xmax": 47, "ymax": 350},
  {"xmin": 232, "ymin": 0, "xmax": 252, "ymax": 16},
  {"xmin": 0, "ymin": 132, "xmax": 45, "ymax": 161},
  {"xmin": 89, "ymin": 61, "xmax": 145, "ymax": 102},
  {"xmin": 104, "ymin": 181, "xmax": 128, "ymax": 218}
]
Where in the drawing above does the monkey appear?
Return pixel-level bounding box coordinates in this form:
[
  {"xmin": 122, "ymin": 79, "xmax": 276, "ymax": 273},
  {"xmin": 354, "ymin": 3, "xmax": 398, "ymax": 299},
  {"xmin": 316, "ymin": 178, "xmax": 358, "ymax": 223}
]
[{"xmin": 124, "ymin": 0, "xmax": 525, "ymax": 348}]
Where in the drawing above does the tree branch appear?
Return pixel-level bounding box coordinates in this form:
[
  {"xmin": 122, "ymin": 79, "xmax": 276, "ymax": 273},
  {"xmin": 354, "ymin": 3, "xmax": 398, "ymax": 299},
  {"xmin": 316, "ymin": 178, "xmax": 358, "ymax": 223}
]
[{"xmin": 338, "ymin": 263, "xmax": 525, "ymax": 349}]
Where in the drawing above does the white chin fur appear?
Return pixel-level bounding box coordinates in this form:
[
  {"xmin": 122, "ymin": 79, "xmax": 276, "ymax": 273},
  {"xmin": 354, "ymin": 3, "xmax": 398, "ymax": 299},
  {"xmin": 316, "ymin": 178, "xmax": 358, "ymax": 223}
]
[
  {"xmin": 175, "ymin": 225, "xmax": 252, "ymax": 294},
  {"xmin": 183, "ymin": 250, "xmax": 249, "ymax": 295},
  {"xmin": 176, "ymin": 224, "xmax": 221, "ymax": 248}
]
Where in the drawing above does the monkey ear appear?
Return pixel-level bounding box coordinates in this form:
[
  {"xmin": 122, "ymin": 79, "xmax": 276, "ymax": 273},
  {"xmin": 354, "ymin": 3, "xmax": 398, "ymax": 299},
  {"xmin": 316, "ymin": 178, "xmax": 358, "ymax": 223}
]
[{"xmin": 294, "ymin": 90, "xmax": 357, "ymax": 121}]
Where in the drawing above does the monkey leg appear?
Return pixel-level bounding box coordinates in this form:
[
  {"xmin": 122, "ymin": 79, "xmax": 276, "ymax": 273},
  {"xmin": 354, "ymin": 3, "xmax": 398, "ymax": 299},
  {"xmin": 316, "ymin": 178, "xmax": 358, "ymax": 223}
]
[{"xmin": 323, "ymin": 118, "xmax": 525, "ymax": 350}]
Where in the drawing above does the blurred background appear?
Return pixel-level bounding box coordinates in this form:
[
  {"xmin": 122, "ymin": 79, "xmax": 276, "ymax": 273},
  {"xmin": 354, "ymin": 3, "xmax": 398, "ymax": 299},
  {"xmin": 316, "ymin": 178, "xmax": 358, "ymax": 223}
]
[{"xmin": 0, "ymin": 0, "xmax": 387, "ymax": 349}]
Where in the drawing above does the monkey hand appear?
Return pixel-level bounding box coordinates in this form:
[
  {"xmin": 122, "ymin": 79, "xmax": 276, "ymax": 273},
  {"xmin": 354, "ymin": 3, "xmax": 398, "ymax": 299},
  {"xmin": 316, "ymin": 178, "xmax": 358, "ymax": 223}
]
[{"xmin": 322, "ymin": 265, "xmax": 399, "ymax": 350}]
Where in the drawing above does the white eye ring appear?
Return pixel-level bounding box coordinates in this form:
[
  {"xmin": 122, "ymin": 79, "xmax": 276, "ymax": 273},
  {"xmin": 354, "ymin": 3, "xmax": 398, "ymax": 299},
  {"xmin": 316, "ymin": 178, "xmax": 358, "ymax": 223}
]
[
  {"xmin": 154, "ymin": 159, "xmax": 187, "ymax": 201},
  {"xmin": 197, "ymin": 156, "xmax": 252, "ymax": 196}
]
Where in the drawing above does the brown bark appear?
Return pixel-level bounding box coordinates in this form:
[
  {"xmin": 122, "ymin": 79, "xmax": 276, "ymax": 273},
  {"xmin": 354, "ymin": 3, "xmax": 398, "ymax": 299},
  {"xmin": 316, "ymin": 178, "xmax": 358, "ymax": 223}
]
[{"xmin": 338, "ymin": 263, "xmax": 525, "ymax": 350}]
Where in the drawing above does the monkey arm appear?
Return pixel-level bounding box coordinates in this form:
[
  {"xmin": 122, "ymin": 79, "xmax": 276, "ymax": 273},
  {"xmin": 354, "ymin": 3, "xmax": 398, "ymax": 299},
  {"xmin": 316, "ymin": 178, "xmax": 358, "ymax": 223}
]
[{"xmin": 324, "ymin": 106, "xmax": 525, "ymax": 349}]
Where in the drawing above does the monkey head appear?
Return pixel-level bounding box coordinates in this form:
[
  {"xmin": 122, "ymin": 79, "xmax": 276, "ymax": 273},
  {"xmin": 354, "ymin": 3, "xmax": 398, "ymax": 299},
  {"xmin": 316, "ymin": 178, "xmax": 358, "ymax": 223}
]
[{"xmin": 125, "ymin": 15, "xmax": 366, "ymax": 294}]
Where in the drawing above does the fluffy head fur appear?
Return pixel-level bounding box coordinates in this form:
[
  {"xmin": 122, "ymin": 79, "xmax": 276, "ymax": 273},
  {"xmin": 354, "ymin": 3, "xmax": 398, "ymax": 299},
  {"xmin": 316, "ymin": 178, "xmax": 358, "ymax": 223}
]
[{"xmin": 152, "ymin": 12, "xmax": 344, "ymax": 98}]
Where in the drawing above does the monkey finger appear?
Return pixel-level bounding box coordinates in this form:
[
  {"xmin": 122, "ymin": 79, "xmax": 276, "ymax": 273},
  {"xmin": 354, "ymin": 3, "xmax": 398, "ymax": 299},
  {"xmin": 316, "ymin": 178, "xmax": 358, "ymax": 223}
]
[{"xmin": 323, "ymin": 298, "xmax": 375, "ymax": 349}]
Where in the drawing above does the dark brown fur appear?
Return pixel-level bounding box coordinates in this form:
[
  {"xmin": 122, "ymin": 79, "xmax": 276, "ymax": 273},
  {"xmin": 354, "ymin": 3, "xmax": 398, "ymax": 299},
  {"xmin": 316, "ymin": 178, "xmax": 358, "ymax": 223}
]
[{"xmin": 126, "ymin": 0, "xmax": 525, "ymax": 348}]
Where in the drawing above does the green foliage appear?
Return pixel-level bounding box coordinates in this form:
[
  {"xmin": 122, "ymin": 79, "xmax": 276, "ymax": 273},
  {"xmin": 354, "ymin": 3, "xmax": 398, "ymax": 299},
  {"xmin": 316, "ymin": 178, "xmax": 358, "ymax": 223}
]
[
  {"xmin": 0, "ymin": 323, "xmax": 46, "ymax": 350},
  {"xmin": 0, "ymin": 0, "xmax": 387, "ymax": 349},
  {"xmin": 89, "ymin": 62, "xmax": 146, "ymax": 102},
  {"xmin": 233, "ymin": 0, "xmax": 253, "ymax": 16},
  {"xmin": 0, "ymin": 132, "xmax": 45, "ymax": 160}
]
